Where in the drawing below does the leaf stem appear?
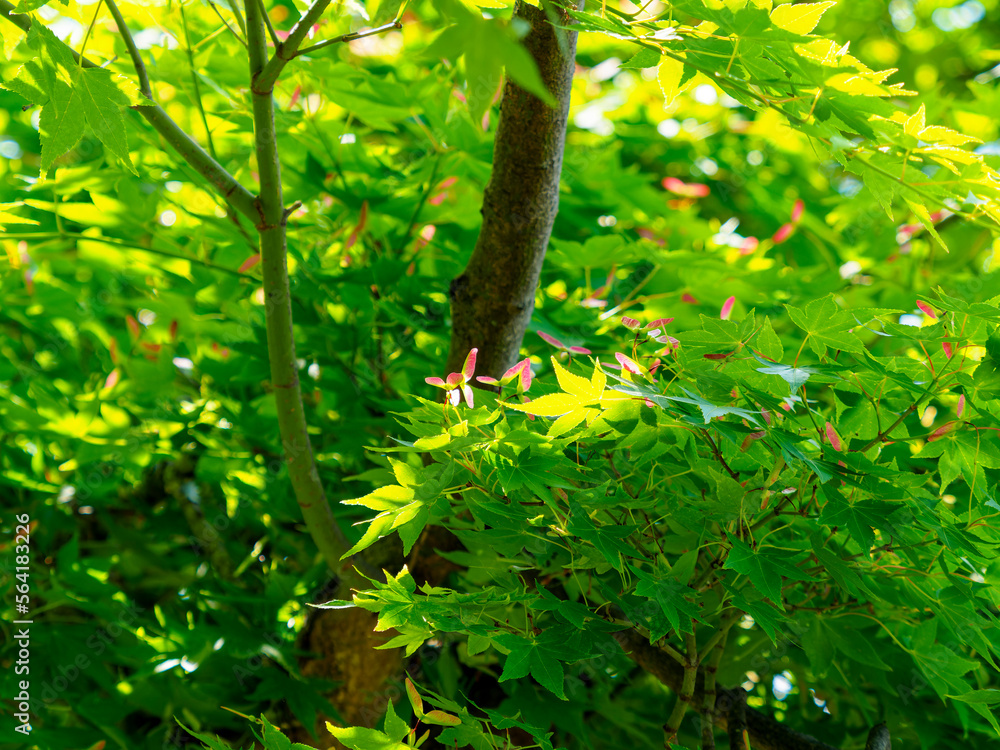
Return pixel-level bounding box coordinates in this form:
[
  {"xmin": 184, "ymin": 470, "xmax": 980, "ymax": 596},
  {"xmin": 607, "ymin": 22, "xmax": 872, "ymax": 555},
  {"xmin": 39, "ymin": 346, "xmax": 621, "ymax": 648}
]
[
  {"xmin": 249, "ymin": 0, "xmax": 280, "ymax": 48},
  {"xmin": 78, "ymin": 0, "xmax": 106, "ymax": 68}
]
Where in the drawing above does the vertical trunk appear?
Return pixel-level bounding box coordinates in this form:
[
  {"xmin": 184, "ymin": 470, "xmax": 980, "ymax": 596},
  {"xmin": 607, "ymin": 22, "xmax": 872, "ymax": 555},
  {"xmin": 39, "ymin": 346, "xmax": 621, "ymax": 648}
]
[
  {"xmin": 245, "ymin": 0, "xmax": 353, "ymax": 576},
  {"xmin": 445, "ymin": 0, "xmax": 581, "ymax": 379}
]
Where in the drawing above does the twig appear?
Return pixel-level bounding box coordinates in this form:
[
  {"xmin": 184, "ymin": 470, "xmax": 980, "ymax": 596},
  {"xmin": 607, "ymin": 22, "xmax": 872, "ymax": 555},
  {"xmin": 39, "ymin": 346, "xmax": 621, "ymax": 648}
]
[
  {"xmin": 0, "ymin": 232, "xmax": 246, "ymax": 276},
  {"xmin": 255, "ymin": 0, "xmax": 333, "ymax": 94},
  {"xmin": 208, "ymin": 0, "xmax": 247, "ymax": 47},
  {"xmin": 700, "ymin": 621, "xmax": 730, "ymax": 749},
  {"xmin": 702, "ymin": 428, "xmax": 740, "ymax": 480},
  {"xmin": 77, "ymin": 0, "xmax": 106, "ymax": 66},
  {"xmin": 401, "ymin": 152, "xmax": 442, "ymax": 249},
  {"xmin": 294, "ymin": 20, "xmax": 403, "ymax": 58},
  {"xmin": 616, "ymin": 628, "xmax": 840, "ymax": 750},
  {"xmin": 180, "ymin": 4, "xmax": 217, "ymax": 160},
  {"xmin": 104, "ymin": 0, "xmax": 151, "ymax": 98}
]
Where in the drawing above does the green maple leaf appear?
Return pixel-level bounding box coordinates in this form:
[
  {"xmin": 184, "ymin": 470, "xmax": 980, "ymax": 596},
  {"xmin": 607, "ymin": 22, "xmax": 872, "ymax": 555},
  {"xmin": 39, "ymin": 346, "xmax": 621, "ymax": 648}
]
[
  {"xmin": 728, "ymin": 587, "xmax": 782, "ymax": 643},
  {"xmin": 670, "ymin": 388, "xmax": 760, "ymax": 425},
  {"xmin": 786, "ymin": 294, "xmax": 865, "ymax": 357},
  {"xmin": 75, "ymin": 66, "xmax": 139, "ymax": 174},
  {"xmin": 327, "ymin": 725, "xmax": 410, "ymax": 750},
  {"xmin": 39, "ymin": 80, "xmax": 84, "ymax": 174},
  {"xmin": 819, "ymin": 486, "xmax": 896, "ymax": 555},
  {"xmin": 1, "ymin": 21, "xmax": 146, "ymax": 175},
  {"xmin": 723, "ymin": 538, "xmax": 814, "ymax": 609},
  {"xmin": 495, "ymin": 633, "xmax": 566, "ymax": 699},
  {"xmin": 633, "ymin": 568, "xmax": 699, "ymax": 637},
  {"xmin": 752, "ymin": 351, "xmax": 816, "ymax": 394},
  {"xmin": 919, "ymin": 429, "xmax": 1000, "ymax": 502},
  {"xmin": 15, "ymin": 0, "xmax": 67, "ymax": 11}
]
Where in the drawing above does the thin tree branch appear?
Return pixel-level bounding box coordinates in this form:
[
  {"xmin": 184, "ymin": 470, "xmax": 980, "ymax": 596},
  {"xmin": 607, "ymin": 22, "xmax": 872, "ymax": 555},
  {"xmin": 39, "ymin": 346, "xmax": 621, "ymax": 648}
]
[
  {"xmin": 293, "ymin": 20, "xmax": 402, "ymax": 58},
  {"xmin": 0, "ymin": 0, "xmax": 258, "ymax": 223},
  {"xmin": 701, "ymin": 619, "xmax": 731, "ymax": 749},
  {"xmin": 222, "ymin": 0, "xmax": 247, "ymax": 37},
  {"xmin": 615, "ymin": 629, "xmax": 840, "ymax": 750},
  {"xmin": 245, "ymin": 0, "xmax": 354, "ymax": 576},
  {"xmin": 664, "ymin": 632, "xmax": 699, "ymax": 743},
  {"xmin": 180, "ymin": 4, "xmax": 218, "ymax": 160},
  {"xmin": 139, "ymin": 104, "xmax": 258, "ymax": 221},
  {"xmin": 104, "ymin": 0, "xmax": 151, "ymax": 99},
  {"xmin": 254, "ymin": 0, "xmax": 333, "ymax": 94},
  {"xmin": 209, "ymin": 0, "xmax": 247, "ymax": 46}
]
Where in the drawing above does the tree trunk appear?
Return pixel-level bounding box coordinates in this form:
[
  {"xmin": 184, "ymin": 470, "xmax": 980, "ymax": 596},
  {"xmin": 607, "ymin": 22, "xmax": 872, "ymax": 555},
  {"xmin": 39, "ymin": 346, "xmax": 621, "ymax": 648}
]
[
  {"xmin": 445, "ymin": 0, "xmax": 581, "ymax": 380},
  {"xmin": 292, "ymin": 5, "xmax": 582, "ymax": 741}
]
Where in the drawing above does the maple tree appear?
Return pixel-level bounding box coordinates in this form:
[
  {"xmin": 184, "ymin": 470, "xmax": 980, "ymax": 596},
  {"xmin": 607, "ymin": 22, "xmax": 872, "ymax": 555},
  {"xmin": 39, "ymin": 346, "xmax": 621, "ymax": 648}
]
[{"xmin": 1, "ymin": 1, "xmax": 999, "ymax": 750}]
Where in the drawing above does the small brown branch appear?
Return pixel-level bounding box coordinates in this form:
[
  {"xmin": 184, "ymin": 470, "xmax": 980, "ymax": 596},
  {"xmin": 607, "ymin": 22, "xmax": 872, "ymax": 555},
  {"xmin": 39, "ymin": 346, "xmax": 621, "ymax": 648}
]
[
  {"xmin": 857, "ymin": 403, "xmax": 916, "ymax": 453},
  {"xmin": 702, "ymin": 429, "xmax": 740, "ymax": 480}
]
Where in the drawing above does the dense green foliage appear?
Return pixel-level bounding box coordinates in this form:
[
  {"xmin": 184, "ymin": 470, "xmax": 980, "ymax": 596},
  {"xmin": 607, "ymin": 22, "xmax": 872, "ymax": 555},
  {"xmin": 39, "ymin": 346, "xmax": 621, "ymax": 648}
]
[{"xmin": 1, "ymin": 1, "xmax": 999, "ymax": 749}]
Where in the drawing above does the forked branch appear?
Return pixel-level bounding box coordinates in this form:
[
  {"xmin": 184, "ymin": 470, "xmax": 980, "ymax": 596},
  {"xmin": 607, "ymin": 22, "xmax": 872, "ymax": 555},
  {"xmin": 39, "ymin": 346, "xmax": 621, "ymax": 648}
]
[
  {"xmin": 0, "ymin": 0, "xmax": 257, "ymax": 222},
  {"xmin": 254, "ymin": 0, "xmax": 333, "ymax": 93}
]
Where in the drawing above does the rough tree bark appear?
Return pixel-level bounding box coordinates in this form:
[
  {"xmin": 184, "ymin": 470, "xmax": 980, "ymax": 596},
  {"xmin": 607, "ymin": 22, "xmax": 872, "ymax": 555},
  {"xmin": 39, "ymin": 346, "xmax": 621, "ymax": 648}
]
[
  {"xmin": 444, "ymin": 0, "xmax": 582, "ymax": 380},
  {"xmin": 297, "ymin": 2, "xmax": 585, "ymax": 741}
]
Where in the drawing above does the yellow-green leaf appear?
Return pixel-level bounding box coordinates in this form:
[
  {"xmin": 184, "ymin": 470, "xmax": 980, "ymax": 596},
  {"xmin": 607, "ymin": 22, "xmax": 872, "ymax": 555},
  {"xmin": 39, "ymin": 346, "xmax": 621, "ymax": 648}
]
[
  {"xmin": 770, "ymin": 1, "xmax": 836, "ymax": 35},
  {"xmin": 657, "ymin": 54, "xmax": 689, "ymax": 109},
  {"xmin": 548, "ymin": 408, "xmax": 592, "ymax": 437},
  {"xmin": 591, "ymin": 359, "xmax": 607, "ymax": 393},
  {"xmin": 903, "ymin": 104, "xmax": 926, "ymax": 138},
  {"xmin": 423, "ymin": 710, "xmax": 462, "ymax": 726},
  {"xmin": 342, "ymin": 484, "xmax": 415, "ymax": 511},
  {"xmin": 507, "ymin": 392, "xmax": 584, "ymax": 417},
  {"xmin": 551, "ymin": 357, "xmax": 594, "ymax": 399},
  {"xmin": 326, "ymin": 723, "xmax": 411, "ymax": 750},
  {"xmin": 903, "ymin": 198, "xmax": 948, "ymax": 253}
]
